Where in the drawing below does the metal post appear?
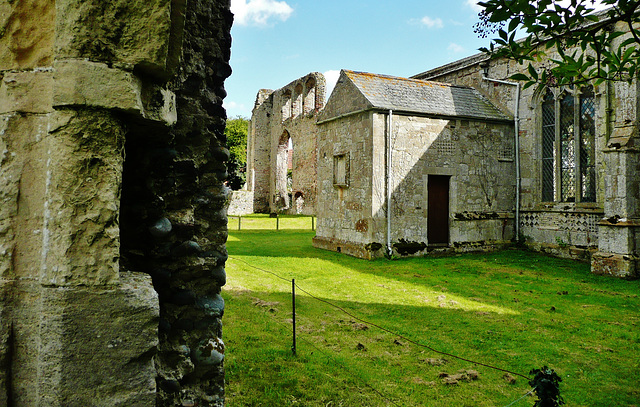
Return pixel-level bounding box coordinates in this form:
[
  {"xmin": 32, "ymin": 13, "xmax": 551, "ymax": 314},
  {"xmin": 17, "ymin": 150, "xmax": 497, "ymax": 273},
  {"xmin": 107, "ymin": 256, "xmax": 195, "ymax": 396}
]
[{"xmin": 291, "ymin": 279, "xmax": 296, "ymax": 356}]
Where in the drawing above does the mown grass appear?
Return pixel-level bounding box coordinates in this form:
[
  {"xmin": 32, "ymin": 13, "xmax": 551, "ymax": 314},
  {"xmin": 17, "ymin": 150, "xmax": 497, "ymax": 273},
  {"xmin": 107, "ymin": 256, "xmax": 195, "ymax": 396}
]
[{"xmin": 223, "ymin": 218, "xmax": 640, "ymax": 406}]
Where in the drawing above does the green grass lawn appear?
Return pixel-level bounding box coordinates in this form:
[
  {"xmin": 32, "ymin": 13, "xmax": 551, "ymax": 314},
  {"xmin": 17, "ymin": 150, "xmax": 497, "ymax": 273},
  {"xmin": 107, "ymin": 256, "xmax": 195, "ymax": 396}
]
[{"xmin": 223, "ymin": 219, "xmax": 640, "ymax": 407}]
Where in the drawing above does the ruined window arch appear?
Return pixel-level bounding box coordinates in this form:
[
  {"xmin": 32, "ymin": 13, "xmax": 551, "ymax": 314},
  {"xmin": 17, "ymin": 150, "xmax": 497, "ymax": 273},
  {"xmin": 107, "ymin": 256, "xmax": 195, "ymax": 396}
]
[
  {"xmin": 281, "ymin": 90, "xmax": 292, "ymax": 121},
  {"xmin": 293, "ymin": 84, "xmax": 303, "ymax": 118},
  {"xmin": 293, "ymin": 191, "xmax": 304, "ymax": 214},
  {"xmin": 303, "ymin": 77, "xmax": 316, "ymax": 114},
  {"xmin": 275, "ymin": 130, "xmax": 291, "ymax": 209},
  {"xmin": 540, "ymin": 86, "xmax": 596, "ymax": 203}
]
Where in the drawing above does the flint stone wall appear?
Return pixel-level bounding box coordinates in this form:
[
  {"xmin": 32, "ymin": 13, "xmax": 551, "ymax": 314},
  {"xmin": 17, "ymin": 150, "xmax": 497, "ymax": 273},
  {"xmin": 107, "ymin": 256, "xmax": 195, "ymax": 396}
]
[{"xmin": 0, "ymin": 0, "xmax": 232, "ymax": 405}]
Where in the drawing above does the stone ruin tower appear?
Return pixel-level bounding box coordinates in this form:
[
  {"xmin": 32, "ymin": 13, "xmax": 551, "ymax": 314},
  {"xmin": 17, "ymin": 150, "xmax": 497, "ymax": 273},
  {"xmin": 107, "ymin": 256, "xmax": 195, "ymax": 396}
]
[{"xmin": 0, "ymin": 1, "xmax": 232, "ymax": 405}]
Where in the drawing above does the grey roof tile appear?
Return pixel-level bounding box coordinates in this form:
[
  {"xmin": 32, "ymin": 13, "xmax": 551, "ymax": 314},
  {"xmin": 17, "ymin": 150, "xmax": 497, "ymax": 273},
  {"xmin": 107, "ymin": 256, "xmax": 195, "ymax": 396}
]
[{"xmin": 344, "ymin": 70, "xmax": 511, "ymax": 122}]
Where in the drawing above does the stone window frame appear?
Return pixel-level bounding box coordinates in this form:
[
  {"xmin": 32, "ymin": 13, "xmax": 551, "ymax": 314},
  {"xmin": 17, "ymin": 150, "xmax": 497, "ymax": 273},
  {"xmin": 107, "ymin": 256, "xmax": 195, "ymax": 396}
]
[
  {"xmin": 540, "ymin": 85, "xmax": 596, "ymax": 203},
  {"xmin": 333, "ymin": 152, "xmax": 350, "ymax": 187}
]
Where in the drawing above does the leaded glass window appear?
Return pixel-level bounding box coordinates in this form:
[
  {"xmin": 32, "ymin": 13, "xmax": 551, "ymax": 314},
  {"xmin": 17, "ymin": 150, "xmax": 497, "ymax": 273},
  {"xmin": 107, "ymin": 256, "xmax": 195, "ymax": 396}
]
[
  {"xmin": 541, "ymin": 91, "xmax": 555, "ymax": 202},
  {"xmin": 540, "ymin": 87, "xmax": 596, "ymax": 203}
]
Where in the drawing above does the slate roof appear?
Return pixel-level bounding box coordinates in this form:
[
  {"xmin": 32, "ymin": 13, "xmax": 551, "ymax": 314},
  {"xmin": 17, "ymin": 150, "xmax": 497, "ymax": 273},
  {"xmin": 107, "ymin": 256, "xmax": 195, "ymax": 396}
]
[{"xmin": 343, "ymin": 70, "xmax": 511, "ymax": 122}]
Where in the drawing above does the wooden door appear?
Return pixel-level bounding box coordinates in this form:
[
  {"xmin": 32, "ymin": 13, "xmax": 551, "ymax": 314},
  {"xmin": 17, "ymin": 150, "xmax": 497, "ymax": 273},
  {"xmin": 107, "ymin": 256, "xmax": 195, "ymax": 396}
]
[{"xmin": 427, "ymin": 175, "xmax": 450, "ymax": 245}]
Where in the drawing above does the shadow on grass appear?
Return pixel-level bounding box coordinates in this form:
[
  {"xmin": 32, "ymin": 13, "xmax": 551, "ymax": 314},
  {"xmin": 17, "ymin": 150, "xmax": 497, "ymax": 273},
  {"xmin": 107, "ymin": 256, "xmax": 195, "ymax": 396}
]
[{"xmin": 223, "ymin": 284, "xmax": 640, "ymax": 406}]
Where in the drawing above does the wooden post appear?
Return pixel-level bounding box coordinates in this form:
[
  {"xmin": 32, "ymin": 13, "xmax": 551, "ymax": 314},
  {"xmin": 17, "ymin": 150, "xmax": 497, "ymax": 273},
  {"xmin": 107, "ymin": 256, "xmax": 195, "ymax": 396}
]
[
  {"xmin": 276, "ymin": 215, "xmax": 280, "ymax": 230},
  {"xmin": 238, "ymin": 216, "xmax": 241, "ymax": 231},
  {"xmin": 311, "ymin": 216, "xmax": 315, "ymax": 231},
  {"xmin": 291, "ymin": 279, "xmax": 296, "ymax": 356}
]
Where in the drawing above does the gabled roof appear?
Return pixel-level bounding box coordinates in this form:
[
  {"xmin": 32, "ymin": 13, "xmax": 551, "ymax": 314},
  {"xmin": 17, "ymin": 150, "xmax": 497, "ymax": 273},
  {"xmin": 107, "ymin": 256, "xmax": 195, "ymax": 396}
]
[{"xmin": 343, "ymin": 70, "xmax": 511, "ymax": 122}]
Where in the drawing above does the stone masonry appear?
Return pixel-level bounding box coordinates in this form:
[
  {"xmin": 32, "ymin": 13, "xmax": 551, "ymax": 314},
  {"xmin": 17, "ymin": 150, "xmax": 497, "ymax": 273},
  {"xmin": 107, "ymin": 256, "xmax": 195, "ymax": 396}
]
[
  {"xmin": 247, "ymin": 73, "xmax": 326, "ymax": 214},
  {"xmin": 0, "ymin": 1, "xmax": 232, "ymax": 405},
  {"xmin": 413, "ymin": 18, "xmax": 640, "ymax": 278},
  {"xmin": 313, "ymin": 70, "xmax": 515, "ymax": 259}
]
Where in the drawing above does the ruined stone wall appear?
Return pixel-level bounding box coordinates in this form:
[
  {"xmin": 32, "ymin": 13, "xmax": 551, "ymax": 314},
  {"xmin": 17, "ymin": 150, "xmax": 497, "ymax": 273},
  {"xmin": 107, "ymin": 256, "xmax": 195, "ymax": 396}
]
[
  {"xmin": 0, "ymin": 0, "xmax": 232, "ymax": 405},
  {"xmin": 414, "ymin": 20, "xmax": 640, "ymax": 277},
  {"xmin": 249, "ymin": 73, "xmax": 325, "ymax": 215}
]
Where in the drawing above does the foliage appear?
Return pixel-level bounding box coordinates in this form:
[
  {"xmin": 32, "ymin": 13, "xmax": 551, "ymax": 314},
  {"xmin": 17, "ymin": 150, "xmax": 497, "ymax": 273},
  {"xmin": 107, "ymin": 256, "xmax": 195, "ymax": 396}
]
[
  {"xmin": 224, "ymin": 116, "xmax": 249, "ymax": 190},
  {"xmin": 223, "ymin": 222, "xmax": 640, "ymax": 406},
  {"xmin": 475, "ymin": 0, "xmax": 640, "ymax": 89},
  {"xmin": 529, "ymin": 366, "xmax": 565, "ymax": 406}
]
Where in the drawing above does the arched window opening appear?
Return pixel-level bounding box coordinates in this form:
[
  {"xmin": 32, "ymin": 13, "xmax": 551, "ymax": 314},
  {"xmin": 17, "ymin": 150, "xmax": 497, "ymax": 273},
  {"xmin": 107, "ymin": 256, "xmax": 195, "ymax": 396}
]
[
  {"xmin": 294, "ymin": 191, "xmax": 304, "ymax": 214},
  {"xmin": 303, "ymin": 78, "xmax": 316, "ymax": 114},
  {"xmin": 275, "ymin": 131, "xmax": 291, "ymax": 210},
  {"xmin": 293, "ymin": 84, "xmax": 303, "ymax": 118},
  {"xmin": 281, "ymin": 90, "xmax": 292, "ymax": 122}
]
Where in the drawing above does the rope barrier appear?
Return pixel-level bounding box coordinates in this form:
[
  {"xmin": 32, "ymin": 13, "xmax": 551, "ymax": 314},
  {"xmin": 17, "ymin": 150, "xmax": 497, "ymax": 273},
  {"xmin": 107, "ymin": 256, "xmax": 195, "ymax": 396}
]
[
  {"xmin": 502, "ymin": 387, "xmax": 536, "ymax": 407},
  {"xmin": 229, "ymin": 255, "xmax": 530, "ymax": 381}
]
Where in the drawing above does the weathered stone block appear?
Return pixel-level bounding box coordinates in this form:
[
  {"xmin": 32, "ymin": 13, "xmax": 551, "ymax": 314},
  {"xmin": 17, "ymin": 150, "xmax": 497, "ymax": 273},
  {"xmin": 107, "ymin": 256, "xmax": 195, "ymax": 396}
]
[
  {"xmin": 53, "ymin": 60, "xmax": 144, "ymax": 114},
  {"xmin": 37, "ymin": 272, "xmax": 159, "ymax": 406},
  {"xmin": 54, "ymin": 0, "xmax": 174, "ymax": 74},
  {"xmin": 0, "ymin": 0, "xmax": 55, "ymax": 70},
  {"xmin": 41, "ymin": 109, "xmax": 124, "ymax": 286},
  {"xmin": 0, "ymin": 70, "xmax": 54, "ymax": 114},
  {"xmin": 591, "ymin": 251, "xmax": 638, "ymax": 279}
]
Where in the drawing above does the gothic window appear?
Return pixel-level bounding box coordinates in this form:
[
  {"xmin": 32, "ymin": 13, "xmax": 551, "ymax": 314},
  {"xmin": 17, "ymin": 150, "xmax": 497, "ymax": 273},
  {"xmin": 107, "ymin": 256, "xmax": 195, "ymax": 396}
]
[{"xmin": 540, "ymin": 87, "xmax": 596, "ymax": 203}]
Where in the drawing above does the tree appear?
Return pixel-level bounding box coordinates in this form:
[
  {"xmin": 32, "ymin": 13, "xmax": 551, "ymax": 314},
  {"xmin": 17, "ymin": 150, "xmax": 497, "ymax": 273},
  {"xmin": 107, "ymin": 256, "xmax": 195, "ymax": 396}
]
[
  {"xmin": 224, "ymin": 116, "xmax": 249, "ymax": 190},
  {"xmin": 475, "ymin": 0, "xmax": 640, "ymax": 89}
]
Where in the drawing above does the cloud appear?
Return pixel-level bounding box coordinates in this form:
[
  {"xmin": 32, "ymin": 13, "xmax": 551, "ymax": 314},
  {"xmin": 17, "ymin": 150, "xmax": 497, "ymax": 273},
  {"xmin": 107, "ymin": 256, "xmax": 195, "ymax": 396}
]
[
  {"xmin": 448, "ymin": 43, "xmax": 465, "ymax": 53},
  {"xmin": 419, "ymin": 16, "xmax": 444, "ymax": 29},
  {"xmin": 465, "ymin": 0, "xmax": 482, "ymax": 13},
  {"xmin": 323, "ymin": 70, "xmax": 341, "ymax": 100},
  {"xmin": 224, "ymin": 100, "xmax": 249, "ymax": 117},
  {"xmin": 231, "ymin": 0, "xmax": 294, "ymax": 27}
]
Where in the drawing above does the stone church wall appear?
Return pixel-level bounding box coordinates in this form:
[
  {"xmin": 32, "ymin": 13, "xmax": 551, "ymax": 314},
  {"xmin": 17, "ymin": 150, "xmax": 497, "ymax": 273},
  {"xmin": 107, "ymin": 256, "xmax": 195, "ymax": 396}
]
[
  {"xmin": 0, "ymin": 0, "xmax": 232, "ymax": 405},
  {"xmin": 414, "ymin": 20, "xmax": 640, "ymax": 277}
]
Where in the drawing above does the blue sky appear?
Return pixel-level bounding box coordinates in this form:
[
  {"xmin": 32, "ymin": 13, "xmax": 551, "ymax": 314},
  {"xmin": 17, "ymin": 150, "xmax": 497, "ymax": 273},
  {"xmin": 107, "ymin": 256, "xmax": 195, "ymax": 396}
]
[{"xmin": 225, "ymin": 0, "xmax": 491, "ymax": 118}]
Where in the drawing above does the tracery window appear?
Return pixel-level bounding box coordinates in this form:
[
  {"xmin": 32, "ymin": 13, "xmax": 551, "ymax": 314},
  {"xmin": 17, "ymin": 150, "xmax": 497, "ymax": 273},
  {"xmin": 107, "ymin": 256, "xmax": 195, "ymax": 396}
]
[{"xmin": 540, "ymin": 87, "xmax": 596, "ymax": 203}]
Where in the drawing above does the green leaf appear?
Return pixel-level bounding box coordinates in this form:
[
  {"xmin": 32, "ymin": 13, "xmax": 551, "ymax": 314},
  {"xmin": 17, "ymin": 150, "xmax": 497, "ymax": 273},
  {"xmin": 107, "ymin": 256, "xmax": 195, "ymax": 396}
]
[
  {"xmin": 508, "ymin": 17, "xmax": 521, "ymax": 33},
  {"xmin": 527, "ymin": 64, "xmax": 539, "ymax": 81},
  {"xmin": 510, "ymin": 73, "xmax": 531, "ymax": 81}
]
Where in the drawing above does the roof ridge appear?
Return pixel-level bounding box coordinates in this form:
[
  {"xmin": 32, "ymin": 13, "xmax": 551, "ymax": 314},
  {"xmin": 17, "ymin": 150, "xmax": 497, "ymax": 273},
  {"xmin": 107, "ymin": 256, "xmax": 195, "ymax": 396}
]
[{"xmin": 344, "ymin": 69, "xmax": 474, "ymax": 90}]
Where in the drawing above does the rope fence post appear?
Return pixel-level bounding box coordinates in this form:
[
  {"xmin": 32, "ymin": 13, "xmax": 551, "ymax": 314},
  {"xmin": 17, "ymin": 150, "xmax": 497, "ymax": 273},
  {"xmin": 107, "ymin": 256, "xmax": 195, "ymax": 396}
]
[
  {"xmin": 311, "ymin": 216, "xmax": 315, "ymax": 231},
  {"xmin": 292, "ymin": 279, "xmax": 297, "ymax": 356},
  {"xmin": 276, "ymin": 214, "xmax": 280, "ymax": 231},
  {"xmin": 238, "ymin": 215, "xmax": 241, "ymax": 231}
]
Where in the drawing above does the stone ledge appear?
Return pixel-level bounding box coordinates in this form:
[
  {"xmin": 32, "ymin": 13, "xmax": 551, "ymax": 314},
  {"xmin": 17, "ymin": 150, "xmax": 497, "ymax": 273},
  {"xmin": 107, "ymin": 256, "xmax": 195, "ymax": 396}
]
[{"xmin": 52, "ymin": 59, "xmax": 177, "ymax": 124}]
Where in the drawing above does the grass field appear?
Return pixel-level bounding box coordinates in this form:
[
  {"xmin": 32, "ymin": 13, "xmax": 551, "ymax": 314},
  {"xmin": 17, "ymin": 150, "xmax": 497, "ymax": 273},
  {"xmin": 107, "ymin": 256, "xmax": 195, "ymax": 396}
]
[{"xmin": 222, "ymin": 216, "xmax": 640, "ymax": 406}]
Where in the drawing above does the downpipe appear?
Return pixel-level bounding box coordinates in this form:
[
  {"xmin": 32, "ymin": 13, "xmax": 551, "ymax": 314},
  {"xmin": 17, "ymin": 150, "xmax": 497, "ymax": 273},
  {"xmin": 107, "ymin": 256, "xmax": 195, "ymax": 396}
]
[{"xmin": 386, "ymin": 110, "xmax": 393, "ymax": 257}]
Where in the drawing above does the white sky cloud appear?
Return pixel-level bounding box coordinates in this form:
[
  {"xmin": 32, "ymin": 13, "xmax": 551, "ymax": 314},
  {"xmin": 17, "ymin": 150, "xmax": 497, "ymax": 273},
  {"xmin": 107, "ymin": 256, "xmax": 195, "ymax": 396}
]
[
  {"xmin": 465, "ymin": 0, "xmax": 482, "ymax": 13},
  {"xmin": 419, "ymin": 16, "xmax": 444, "ymax": 29},
  {"xmin": 231, "ymin": 0, "xmax": 293, "ymax": 27},
  {"xmin": 448, "ymin": 43, "xmax": 465, "ymax": 53},
  {"xmin": 323, "ymin": 70, "xmax": 341, "ymax": 101}
]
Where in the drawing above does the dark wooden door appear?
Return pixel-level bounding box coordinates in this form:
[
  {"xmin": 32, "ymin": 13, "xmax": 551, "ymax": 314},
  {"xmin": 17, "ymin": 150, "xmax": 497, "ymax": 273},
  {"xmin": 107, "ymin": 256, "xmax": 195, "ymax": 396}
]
[{"xmin": 427, "ymin": 175, "xmax": 450, "ymax": 245}]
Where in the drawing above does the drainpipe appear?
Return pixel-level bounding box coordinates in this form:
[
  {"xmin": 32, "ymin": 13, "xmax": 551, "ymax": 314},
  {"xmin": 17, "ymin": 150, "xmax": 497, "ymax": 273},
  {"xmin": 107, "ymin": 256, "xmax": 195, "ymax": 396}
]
[
  {"xmin": 387, "ymin": 110, "xmax": 393, "ymax": 257},
  {"xmin": 481, "ymin": 73, "xmax": 521, "ymax": 239}
]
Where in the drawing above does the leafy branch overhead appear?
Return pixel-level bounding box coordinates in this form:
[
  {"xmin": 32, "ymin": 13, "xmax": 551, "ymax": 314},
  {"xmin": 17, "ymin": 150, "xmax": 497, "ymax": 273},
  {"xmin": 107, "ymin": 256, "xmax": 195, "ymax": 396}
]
[{"xmin": 475, "ymin": 0, "xmax": 640, "ymax": 89}]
